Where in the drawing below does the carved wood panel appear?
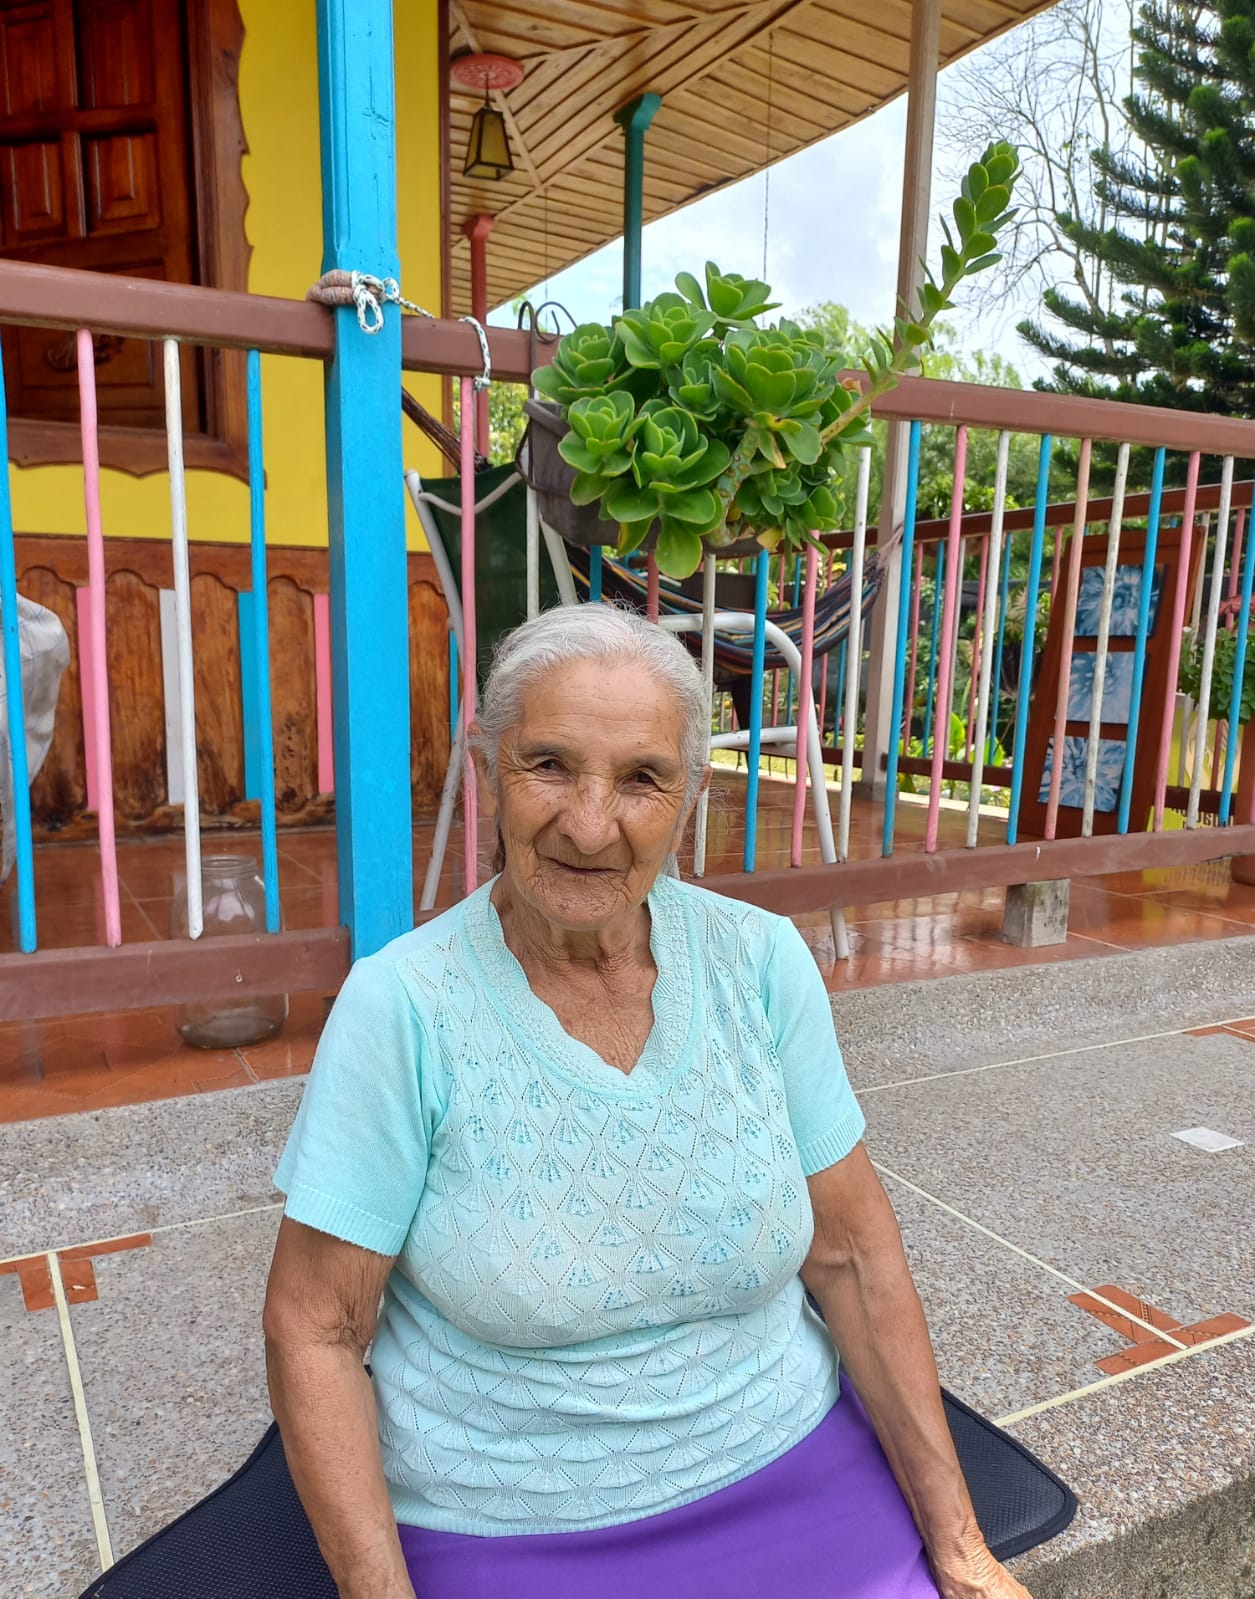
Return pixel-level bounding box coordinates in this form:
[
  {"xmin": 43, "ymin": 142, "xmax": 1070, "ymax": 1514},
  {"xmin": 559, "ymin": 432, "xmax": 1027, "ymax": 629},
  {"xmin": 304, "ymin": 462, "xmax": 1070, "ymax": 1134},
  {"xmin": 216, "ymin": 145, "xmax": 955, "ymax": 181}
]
[
  {"xmin": 17, "ymin": 535, "xmax": 452, "ymax": 838},
  {"xmin": 104, "ymin": 567, "xmax": 165, "ymax": 819},
  {"xmin": 189, "ymin": 571, "xmax": 244, "ymax": 813},
  {"xmin": 268, "ymin": 574, "xmax": 317, "ymax": 812},
  {"xmin": 410, "ymin": 577, "xmax": 452, "ymax": 806}
]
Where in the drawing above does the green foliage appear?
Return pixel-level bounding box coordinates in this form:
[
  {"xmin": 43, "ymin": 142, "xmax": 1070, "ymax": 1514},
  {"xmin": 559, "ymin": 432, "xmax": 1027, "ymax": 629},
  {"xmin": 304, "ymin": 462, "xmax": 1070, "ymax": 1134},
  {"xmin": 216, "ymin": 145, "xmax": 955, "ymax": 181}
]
[
  {"xmin": 1021, "ymin": 0, "xmax": 1255, "ymax": 477},
  {"xmin": 897, "ymin": 713, "xmax": 1011, "ymax": 808},
  {"xmin": 1179, "ymin": 623, "xmax": 1255, "ymax": 724},
  {"xmin": 532, "ymin": 146, "xmax": 1022, "ymax": 577}
]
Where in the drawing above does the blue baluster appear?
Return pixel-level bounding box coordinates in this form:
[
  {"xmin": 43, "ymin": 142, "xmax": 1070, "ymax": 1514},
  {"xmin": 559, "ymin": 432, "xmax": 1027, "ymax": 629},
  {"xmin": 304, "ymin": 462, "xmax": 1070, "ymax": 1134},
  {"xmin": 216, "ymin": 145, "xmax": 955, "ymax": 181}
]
[
  {"xmin": 246, "ymin": 349, "xmax": 281, "ymax": 932},
  {"xmin": 881, "ymin": 420, "xmax": 922, "ymax": 857},
  {"xmin": 1118, "ymin": 447, "xmax": 1166, "ymax": 833},
  {"xmin": 1006, "ymin": 434, "xmax": 1054, "ymax": 844},
  {"xmin": 0, "ymin": 331, "xmax": 34, "ymax": 951},
  {"xmin": 743, "ymin": 551, "xmax": 770, "ymax": 872}
]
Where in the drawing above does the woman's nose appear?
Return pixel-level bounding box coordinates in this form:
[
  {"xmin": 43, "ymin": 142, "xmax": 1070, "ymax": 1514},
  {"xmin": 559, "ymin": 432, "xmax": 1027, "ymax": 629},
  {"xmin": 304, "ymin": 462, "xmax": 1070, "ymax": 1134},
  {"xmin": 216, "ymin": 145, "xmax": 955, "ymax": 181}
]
[{"xmin": 555, "ymin": 780, "xmax": 619, "ymax": 855}]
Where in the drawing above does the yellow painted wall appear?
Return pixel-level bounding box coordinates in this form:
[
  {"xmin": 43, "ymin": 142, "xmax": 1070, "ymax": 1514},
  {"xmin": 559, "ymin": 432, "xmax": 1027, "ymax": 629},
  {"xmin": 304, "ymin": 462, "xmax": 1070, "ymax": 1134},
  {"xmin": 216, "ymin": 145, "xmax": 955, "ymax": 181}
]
[{"xmin": 9, "ymin": 0, "xmax": 443, "ymax": 550}]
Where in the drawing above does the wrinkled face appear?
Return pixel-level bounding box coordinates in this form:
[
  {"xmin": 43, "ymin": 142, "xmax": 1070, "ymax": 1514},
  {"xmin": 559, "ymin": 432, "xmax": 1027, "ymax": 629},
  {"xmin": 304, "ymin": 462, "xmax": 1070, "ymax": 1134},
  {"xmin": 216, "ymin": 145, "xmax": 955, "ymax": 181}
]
[{"xmin": 482, "ymin": 658, "xmax": 702, "ymax": 932}]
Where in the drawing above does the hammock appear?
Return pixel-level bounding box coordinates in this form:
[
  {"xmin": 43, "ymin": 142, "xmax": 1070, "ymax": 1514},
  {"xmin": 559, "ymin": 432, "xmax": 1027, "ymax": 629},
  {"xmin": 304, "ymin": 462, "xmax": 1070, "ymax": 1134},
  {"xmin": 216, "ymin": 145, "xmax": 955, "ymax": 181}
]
[{"xmin": 566, "ymin": 544, "xmax": 891, "ymax": 676}]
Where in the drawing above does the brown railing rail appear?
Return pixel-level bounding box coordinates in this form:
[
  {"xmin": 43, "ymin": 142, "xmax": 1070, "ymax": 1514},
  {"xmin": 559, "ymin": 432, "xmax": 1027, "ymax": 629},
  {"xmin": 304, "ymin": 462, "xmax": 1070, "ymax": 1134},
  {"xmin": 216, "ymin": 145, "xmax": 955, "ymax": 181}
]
[
  {"xmin": 822, "ymin": 478, "xmax": 1255, "ymax": 551},
  {"xmin": 5, "ymin": 261, "xmax": 1255, "ymax": 455},
  {"xmin": 0, "ymin": 259, "xmax": 536, "ymax": 379}
]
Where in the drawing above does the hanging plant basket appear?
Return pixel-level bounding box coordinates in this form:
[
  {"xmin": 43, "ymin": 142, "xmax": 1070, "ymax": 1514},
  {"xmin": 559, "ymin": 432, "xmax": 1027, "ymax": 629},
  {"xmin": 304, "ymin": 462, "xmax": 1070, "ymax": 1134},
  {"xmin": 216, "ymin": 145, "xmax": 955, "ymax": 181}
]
[
  {"xmin": 518, "ymin": 399, "xmax": 761, "ymax": 558},
  {"xmin": 528, "ymin": 143, "xmax": 1021, "ymax": 580},
  {"xmin": 517, "ymin": 398, "xmax": 639, "ymax": 549}
]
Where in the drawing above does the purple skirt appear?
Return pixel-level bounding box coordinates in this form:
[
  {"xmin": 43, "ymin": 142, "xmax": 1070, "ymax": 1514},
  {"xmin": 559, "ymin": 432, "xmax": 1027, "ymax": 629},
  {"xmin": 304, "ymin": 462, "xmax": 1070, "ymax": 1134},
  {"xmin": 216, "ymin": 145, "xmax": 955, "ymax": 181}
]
[{"xmin": 397, "ymin": 1375, "xmax": 941, "ymax": 1599}]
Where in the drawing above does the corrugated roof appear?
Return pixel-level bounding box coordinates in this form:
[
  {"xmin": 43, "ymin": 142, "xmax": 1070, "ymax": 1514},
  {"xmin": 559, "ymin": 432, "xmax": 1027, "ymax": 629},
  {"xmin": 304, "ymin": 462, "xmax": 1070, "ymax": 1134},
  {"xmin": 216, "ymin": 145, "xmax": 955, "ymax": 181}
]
[{"xmin": 447, "ymin": 0, "xmax": 1056, "ymax": 312}]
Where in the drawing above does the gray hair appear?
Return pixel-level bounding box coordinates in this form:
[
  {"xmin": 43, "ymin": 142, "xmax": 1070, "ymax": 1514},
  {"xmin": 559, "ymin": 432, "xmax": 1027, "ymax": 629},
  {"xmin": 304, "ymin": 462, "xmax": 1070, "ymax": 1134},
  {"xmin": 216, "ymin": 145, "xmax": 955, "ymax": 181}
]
[{"xmin": 470, "ymin": 603, "xmax": 710, "ymax": 805}]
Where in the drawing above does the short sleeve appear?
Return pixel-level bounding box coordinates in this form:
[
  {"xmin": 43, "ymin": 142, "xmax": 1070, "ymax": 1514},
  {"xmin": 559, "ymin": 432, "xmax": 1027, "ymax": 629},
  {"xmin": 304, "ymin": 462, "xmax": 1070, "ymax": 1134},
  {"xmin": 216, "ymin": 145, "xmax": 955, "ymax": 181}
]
[
  {"xmin": 762, "ymin": 917, "xmax": 865, "ymax": 1175},
  {"xmin": 273, "ymin": 952, "xmax": 437, "ymax": 1256}
]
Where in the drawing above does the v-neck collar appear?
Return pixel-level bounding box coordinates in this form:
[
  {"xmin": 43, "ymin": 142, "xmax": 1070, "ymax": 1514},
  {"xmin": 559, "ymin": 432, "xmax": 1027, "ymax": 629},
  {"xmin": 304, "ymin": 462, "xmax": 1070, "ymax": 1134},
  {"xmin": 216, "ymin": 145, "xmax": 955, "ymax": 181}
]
[{"xmin": 463, "ymin": 874, "xmax": 697, "ymax": 1099}]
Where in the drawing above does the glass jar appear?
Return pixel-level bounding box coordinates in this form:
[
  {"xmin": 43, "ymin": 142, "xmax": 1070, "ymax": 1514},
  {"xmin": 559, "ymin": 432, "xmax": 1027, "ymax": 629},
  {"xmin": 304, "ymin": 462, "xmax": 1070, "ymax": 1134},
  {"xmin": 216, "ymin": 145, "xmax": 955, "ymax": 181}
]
[{"xmin": 170, "ymin": 853, "xmax": 288, "ymax": 1049}]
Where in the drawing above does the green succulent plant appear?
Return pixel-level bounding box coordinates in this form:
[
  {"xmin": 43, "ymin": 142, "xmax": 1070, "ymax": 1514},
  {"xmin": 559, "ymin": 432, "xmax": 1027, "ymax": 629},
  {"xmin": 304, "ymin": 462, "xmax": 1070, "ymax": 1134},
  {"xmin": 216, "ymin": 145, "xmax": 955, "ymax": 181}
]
[{"xmin": 534, "ymin": 142, "xmax": 1022, "ymax": 579}]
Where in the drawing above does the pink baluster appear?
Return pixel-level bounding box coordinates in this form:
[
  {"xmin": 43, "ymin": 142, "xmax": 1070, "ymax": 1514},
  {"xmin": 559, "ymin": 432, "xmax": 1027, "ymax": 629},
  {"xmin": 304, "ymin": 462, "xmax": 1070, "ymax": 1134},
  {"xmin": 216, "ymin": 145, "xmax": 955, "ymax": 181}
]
[
  {"xmin": 1152, "ymin": 451, "xmax": 1201, "ymax": 829},
  {"xmin": 460, "ymin": 376, "xmax": 478, "ymax": 893},
  {"xmin": 817, "ymin": 548, "xmax": 835, "ymax": 735},
  {"xmin": 1045, "ymin": 440, "xmax": 1092, "ymax": 839},
  {"xmin": 646, "ymin": 553, "xmax": 660, "ymax": 622},
  {"xmin": 924, "ymin": 429, "xmax": 968, "ymax": 853},
  {"xmin": 790, "ymin": 546, "xmax": 819, "ymax": 868},
  {"xmin": 313, "ymin": 592, "xmax": 335, "ymax": 795},
  {"xmin": 77, "ymin": 330, "xmax": 122, "ymax": 948}
]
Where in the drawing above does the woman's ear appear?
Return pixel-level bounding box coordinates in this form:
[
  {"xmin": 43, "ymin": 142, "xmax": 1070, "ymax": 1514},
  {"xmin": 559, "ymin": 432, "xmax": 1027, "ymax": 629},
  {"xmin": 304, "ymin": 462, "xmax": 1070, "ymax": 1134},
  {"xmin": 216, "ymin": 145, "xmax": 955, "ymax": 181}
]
[
  {"xmin": 679, "ymin": 765, "xmax": 713, "ymax": 838},
  {"xmin": 467, "ymin": 724, "xmax": 491, "ymax": 792}
]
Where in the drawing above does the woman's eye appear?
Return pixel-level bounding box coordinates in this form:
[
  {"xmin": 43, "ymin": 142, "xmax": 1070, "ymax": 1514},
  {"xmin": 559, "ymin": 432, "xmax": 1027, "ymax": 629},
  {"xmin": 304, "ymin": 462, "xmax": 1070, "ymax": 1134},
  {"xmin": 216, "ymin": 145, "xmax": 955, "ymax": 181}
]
[{"xmin": 628, "ymin": 770, "xmax": 657, "ymax": 787}]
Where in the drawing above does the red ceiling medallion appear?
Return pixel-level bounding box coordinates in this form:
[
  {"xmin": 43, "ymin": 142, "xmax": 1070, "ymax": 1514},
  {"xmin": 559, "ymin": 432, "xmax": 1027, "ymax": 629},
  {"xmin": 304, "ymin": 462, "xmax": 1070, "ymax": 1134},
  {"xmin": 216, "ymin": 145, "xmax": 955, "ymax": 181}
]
[{"xmin": 449, "ymin": 52, "xmax": 525, "ymax": 94}]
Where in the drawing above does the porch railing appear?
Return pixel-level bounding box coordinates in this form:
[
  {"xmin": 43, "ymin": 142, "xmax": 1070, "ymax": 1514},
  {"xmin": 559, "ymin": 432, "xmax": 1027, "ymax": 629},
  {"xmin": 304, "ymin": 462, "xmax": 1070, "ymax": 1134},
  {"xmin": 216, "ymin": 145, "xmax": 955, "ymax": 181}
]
[{"xmin": 2, "ymin": 258, "xmax": 1254, "ymax": 1021}]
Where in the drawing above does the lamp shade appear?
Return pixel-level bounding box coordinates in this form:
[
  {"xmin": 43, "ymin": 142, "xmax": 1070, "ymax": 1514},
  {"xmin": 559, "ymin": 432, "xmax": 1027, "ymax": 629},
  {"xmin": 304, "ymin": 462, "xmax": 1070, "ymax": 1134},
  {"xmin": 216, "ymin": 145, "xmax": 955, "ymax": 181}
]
[{"xmin": 464, "ymin": 103, "xmax": 513, "ymax": 180}]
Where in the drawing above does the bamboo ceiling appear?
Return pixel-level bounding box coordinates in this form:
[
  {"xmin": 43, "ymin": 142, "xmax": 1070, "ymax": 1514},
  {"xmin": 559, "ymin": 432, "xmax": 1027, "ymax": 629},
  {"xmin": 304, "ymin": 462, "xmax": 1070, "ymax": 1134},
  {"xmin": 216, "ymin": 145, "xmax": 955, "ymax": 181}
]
[{"xmin": 446, "ymin": 0, "xmax": 1057, "ymax": 316}]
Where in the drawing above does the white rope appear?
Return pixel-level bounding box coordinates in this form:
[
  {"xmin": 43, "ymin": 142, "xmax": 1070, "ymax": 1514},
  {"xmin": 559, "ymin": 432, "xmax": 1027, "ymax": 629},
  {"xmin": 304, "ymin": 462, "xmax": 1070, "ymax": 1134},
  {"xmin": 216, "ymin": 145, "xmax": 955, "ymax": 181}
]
[
  {"xmin": 346, "ymin": 272, "xmax": 492, "ymax": 389},
  {"xmin": 345, "ymin": 271, "xmax": 433, "ymax": 333}
]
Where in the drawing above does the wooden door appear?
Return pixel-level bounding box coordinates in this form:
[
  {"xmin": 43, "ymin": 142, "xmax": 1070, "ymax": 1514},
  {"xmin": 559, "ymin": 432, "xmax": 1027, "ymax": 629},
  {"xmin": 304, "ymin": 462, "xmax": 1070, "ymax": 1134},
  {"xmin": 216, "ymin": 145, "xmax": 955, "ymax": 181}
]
[{"xmin": 0, "ymin": 0, "xmax": 199, "ymax": 430}]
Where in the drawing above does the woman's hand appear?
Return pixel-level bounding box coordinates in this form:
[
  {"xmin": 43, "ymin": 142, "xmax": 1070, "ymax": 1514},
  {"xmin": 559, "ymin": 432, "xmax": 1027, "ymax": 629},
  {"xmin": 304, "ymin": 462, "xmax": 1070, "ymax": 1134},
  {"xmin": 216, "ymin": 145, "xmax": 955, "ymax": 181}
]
[{"xmin": 931, "ymin": 1537, "xmax": 1035, "ymax": 1598}]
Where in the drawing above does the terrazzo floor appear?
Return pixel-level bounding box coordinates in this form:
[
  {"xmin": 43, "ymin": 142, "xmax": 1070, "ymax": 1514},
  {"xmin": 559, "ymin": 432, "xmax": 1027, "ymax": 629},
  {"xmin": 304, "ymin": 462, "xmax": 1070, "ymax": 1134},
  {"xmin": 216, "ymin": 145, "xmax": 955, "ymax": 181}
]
[{"xmin": 1, "ymin": 945, "xmax": 1252, "ymax": 1597}]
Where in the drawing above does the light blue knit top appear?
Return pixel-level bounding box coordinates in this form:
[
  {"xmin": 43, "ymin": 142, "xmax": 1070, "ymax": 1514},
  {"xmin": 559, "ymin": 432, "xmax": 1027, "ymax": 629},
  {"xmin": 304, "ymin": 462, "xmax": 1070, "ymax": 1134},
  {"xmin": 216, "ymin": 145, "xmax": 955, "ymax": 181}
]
[{"xmin": 274, "ymin": 874, "xmax": 865, "ymax": 1536}]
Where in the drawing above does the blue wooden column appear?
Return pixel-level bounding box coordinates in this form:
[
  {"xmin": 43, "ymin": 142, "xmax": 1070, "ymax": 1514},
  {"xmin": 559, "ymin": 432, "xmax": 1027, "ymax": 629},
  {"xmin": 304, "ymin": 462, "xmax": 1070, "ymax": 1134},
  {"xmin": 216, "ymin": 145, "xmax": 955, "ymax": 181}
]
[{"xmin": 316, "ymin": 0, "xmax": 413, "ymax": 957}]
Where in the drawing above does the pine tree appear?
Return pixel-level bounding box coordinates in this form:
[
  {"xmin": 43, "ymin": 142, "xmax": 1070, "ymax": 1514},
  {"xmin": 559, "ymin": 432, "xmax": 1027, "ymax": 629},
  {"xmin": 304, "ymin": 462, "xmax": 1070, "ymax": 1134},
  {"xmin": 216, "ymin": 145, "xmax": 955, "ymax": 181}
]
[{"xmin": 1020, "ymin": 0, "xmax": 1255, "ymax": 427}]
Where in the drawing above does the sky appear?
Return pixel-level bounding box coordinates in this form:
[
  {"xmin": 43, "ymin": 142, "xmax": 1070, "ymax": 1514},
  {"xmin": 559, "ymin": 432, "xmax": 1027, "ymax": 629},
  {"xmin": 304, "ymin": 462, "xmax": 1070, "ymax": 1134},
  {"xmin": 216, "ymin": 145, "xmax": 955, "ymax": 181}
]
[{"xmin": 507, "ymin": 54, "xmax": 1053, "ymax": 383}]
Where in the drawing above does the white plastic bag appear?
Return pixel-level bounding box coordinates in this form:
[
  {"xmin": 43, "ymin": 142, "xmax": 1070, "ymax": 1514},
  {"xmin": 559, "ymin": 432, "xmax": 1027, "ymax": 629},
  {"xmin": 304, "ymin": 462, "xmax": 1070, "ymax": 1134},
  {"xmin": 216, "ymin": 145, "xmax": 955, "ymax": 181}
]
[{"xmin": 0, "ymin": 594, "xmax": 70, "ymax": 882}]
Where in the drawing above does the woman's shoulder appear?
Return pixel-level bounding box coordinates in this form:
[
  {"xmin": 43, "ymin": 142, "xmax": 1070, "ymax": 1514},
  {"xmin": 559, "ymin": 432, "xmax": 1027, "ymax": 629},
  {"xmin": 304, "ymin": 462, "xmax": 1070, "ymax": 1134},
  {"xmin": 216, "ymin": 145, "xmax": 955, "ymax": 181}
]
[
  {"xmin": 345, "ymin": 886, "xmax": 490, "ymax": 1011},
  {"xmin": 661, "ymin": 875, "xmax": 791, "ymax": 965}
]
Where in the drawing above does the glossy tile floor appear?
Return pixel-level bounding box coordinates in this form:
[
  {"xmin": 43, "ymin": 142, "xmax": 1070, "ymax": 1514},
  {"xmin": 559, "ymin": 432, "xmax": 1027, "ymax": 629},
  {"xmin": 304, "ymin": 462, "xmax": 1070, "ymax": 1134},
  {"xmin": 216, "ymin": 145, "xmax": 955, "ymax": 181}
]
[{"xmin": 4, "ymin": 771, "xmax": 1255, "ymax": 1124}]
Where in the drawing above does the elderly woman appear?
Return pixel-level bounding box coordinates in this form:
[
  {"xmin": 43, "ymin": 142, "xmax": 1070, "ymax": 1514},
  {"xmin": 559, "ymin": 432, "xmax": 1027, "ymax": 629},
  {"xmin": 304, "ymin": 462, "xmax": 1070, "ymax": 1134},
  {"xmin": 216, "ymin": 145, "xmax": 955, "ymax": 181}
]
[{"xmin": 264, "ymin": 604, "xmax": 1033, "ymax": 1599}]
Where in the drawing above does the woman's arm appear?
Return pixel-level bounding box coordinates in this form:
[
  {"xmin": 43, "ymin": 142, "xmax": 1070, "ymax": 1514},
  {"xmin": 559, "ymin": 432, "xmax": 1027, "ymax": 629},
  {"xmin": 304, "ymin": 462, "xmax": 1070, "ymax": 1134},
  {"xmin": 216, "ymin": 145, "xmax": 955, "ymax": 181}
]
[
  {"xmin": 800, "ymin": 1145, "xmax": 1033, "ymax": 1599},
  {"xmin": 263, "ymin": 1217, "xmax": 416, "ymax": 1599}
]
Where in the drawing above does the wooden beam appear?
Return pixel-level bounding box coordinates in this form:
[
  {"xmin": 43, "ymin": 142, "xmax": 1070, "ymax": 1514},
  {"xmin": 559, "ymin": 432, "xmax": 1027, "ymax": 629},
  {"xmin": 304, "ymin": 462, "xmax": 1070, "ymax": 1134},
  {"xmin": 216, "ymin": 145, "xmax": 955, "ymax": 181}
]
[
  {"xmin": 698, "ymin": 824, "xmax": 1255, "ymax": 917},
  {"xmin": 1, "ymin": 929, "xmax": 351, "ymax": 1022},
  {"xmin": 0, "ymin": 260, "xmax": 335, "ymax": 358},
  {"xmin": 876, "ymin": 373, "xmax": 1255, "ymax": 456},
  {"xmin": 821, "ymin": 476, "xmax": 1255, "ymax": 550}
]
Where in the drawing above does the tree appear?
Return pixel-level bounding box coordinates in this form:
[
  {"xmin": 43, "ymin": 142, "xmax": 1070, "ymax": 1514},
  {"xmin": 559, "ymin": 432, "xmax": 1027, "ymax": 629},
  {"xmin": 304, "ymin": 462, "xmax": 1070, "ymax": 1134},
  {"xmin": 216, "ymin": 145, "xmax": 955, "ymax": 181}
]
[
  {"xmin": 939, "ymin": 0, "xmax": 1138, "ymax": 331},
  {"xmin": 1020, "ymin": 0, "xmax": 1255, "ymax": 427}
]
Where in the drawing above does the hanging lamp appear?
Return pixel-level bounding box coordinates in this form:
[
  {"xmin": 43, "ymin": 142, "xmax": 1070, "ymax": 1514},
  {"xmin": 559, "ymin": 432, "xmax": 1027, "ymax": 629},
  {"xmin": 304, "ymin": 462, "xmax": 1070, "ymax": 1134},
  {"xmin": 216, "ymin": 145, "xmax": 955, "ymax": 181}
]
[{"xmin": 451, "ymin": 52, "xmax": 524, "ymax": 181}]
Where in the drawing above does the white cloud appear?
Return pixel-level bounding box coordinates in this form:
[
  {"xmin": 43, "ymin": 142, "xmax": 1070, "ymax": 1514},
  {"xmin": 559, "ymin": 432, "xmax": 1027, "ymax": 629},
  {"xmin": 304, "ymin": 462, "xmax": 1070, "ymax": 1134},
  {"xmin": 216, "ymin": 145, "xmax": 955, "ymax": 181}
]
[{"xmin": 505, "ymin": 66, "xmax": 1049, "ymax": 380}]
